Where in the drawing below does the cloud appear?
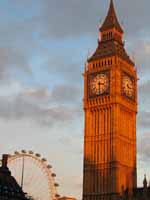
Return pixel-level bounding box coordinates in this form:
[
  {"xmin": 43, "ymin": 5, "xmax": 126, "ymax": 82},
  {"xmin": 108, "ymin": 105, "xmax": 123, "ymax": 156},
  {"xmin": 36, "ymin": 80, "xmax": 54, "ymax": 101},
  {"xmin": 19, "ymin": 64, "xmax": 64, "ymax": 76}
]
[
  {"xmin": 0, "ymin": 0, "xmax": 149, "ymax": 89},
  {"xmin": 138, "ymin": 133, "xmax": 150, "ymax": 162},
  {"xmin": 1, "ymin": 0, "xmax": 149, "ymax": 41},
  {"xmin": 36, "ymin": 0, "xmax": 150, "ymax": 39},
  {"xmin": 136, "ymin": 80, "xmax": 150, "ymax": 112},
  {"xmin": 0, "ymin": 47, "xmax": 31, "ymax": 81},
  {"xmin": 51, "ymin": 85, "xmax": 82, "ymax": 104},
  {"xmin": 0, "ymin": 84, "xmax": 82, "ymax": 128},
  {"xmin": 45, "ymin": 49, "xmax": 84, "ymax": 85},
  {"xmin": 117, "ymin": 0, "xmax": 150, "ymax": 36},
  {"xmin": 0, "ymin": 1, "xmax": 149, "ymax": 198},
  {"xmin": 138, "ymin": 111, "xmax": 150, "ymax": 129},
  {"xmin": 23, "ymin": 84, "xmax": 82, "ymax": 105},
  {"xmin": 130, "ymin": 41, "xmax": 150, "ymax": 79},
  {"xmin": 23, "ymin": 88, "xmax": 50, "ymax": 103},
  {"xmin": 139, "ymin": 81, "xmax": 150, "ymax": 95},
  {"xmin": 0, "ymin": 95, "xmax": 80, "ymax": 126},
  {"xmin": 38, "ymin": 0, "xmax": 150, "ymax": 39}
]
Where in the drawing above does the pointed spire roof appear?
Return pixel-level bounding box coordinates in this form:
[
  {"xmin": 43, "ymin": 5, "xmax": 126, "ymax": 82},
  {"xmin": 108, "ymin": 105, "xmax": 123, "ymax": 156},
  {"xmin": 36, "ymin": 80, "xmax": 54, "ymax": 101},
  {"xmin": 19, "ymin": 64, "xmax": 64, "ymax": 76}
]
[
  {"xmin": 100, "ymin": 0, "xmax": 123, "ymax": 33},
  {"xmin": 143, "ymin": 174, "xmax": 148, "ymax": 188}
]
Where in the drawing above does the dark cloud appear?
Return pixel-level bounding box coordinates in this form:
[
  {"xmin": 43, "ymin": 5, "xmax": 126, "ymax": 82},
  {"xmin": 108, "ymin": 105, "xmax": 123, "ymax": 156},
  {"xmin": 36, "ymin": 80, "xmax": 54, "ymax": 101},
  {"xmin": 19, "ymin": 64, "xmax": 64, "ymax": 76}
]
[
  {"xmin": 0, "ymin": 85, "xmax": 82, "ymax": 127},
  {"xmin": 45, "ymin": 50, "xmax": 84, "ymax": 85},
  {"xmin": 0, "ymin": 0, "xmax": 149, "ymax": 87},
  {"xmin": 0, "ymin": 95, "xmax": 39, "ymax": 120},
  {"xmin": 43, "ymin": 0, "xmax": 150, "ymax": 39},
  {"xmin": 0, "ymin": 0, "xmax": 148, "ymax": 131},
  {"xmin": 40, "ymin": 0, "xmax": 150, "ymax": 38},
  {"xmin": 41, "ymin": 0, "xmax": 104, "ymax": 38},
  {"xmin": 51, "ymin": 84, "xmax": 82, "ymax": 104},
  {"xmin": 24, "ymin": 88, "xmax": 50, "ymax": 101},
  {"xmin": 0, "ymin": 47, "xmax": 31, "ymax": 80},
  {"xmin": 23, "ymin": 84, "xmax": 82, "ymax": 104},
  {"xmin": 117, "ymin": 0, "xmax": 150, "ymax": 36},
  {"xmin": 0, "ymin": 95, "xmax": 80, "ymax": 126},
  {"xmin": 1, "ymin": 0, "xmax": 149, "ymax": 40},
  {"xmin": 39, "ymin": 106, "xmax": 81, "ymax": 127}
]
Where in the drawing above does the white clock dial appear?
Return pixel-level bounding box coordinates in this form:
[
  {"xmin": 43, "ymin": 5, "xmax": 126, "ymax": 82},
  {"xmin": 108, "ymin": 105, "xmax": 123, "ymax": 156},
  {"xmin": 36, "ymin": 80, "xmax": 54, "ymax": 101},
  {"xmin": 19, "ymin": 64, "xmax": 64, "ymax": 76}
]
[
  {"xmin": 122, "ymin": 75, "xmax": 134, "ymax": 98},
  {"xmin": 90, "ymin": 73, "xmax": 109, "ymax": 96}
]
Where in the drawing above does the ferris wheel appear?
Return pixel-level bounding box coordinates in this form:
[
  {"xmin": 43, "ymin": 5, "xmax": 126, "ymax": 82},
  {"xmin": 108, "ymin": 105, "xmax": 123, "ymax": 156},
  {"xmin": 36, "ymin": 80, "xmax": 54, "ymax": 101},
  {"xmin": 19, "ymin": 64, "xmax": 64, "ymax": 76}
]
[{"xmin": 7, "ymin": 150, "xmax": 60, "ymax": 200}]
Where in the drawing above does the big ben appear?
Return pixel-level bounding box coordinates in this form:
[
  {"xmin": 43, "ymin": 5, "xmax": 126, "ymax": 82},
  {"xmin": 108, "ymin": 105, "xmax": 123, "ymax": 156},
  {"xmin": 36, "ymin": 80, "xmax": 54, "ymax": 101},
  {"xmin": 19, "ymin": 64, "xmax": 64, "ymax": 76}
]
[{"xmin": 82, "ymin": 1, "xmax": 137, "ymax": 200}]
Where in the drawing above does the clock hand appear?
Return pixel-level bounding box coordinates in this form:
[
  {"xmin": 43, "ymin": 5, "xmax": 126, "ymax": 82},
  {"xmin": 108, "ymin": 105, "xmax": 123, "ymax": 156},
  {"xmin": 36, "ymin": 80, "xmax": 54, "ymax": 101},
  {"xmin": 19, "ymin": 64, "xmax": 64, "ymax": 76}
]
[
  {"xmin": 98, "ymin": 82, "xmax": 100, "ymax": 94},
  {"xmin": 98, "ymin": 82, "xmax": 104, "ymax": 85},
  {"xmin": 127, "ymin": 84, "xmax": 132, "ymax": 89}
]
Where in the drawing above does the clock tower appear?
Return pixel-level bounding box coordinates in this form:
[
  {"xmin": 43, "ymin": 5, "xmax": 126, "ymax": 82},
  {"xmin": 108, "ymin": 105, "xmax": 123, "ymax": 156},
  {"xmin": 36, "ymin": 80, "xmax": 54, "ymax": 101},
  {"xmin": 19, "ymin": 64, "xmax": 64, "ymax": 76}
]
[{"xmin": 83, "ymin": 1, "xmax": 138, "ymax": 200}]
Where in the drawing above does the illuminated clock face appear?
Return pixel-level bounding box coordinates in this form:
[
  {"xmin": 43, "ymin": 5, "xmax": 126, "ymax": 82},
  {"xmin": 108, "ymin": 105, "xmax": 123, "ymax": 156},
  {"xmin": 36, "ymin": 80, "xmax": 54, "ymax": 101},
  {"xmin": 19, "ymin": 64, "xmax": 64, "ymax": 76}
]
[
  {"xmin": 90, "ymin": 73, "xmax": 109, "ymax": 96},
  {"xmin": 122, "ymin": 74, "xmax": 134, "ymax": 98}
]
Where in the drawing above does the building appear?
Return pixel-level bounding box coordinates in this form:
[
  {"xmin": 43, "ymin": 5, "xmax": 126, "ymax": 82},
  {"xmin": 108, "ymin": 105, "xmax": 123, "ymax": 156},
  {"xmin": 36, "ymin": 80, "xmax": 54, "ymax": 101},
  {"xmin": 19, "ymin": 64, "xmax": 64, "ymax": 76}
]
[
  {"xmin": 58, "ymin": 196, "xmax": 77, "ymax": 200},
  {"xmin": 122, "ymin": 174, "xmax": 150, "ymax": 199},
  {"xmin": 0, "ymin": 154, "xmax": 31, "ymax": 200},
  {"xmin": 82, "ymin": 0, "xmax": 149, "ymax": 200}
]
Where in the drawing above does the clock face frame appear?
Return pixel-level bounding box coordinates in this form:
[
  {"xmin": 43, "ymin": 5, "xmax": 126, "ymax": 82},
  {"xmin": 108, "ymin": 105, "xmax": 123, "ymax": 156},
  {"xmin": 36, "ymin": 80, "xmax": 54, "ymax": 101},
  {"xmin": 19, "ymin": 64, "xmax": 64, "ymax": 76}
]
[
  {"xmin": 122, "ymin": 72, "xmax": 135, "ymax": 100},
  {"xmin": 88, "ymin": 71, "xmax": 110, "ymax": 98}
]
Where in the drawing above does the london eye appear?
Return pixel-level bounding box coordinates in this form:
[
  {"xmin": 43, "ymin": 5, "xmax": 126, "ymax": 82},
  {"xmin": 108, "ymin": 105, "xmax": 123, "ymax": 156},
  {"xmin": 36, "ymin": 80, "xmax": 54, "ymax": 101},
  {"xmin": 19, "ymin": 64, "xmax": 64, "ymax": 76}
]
[{"xmin": 7, "ymin": 150, "xmax": 60, "ymax": 200}]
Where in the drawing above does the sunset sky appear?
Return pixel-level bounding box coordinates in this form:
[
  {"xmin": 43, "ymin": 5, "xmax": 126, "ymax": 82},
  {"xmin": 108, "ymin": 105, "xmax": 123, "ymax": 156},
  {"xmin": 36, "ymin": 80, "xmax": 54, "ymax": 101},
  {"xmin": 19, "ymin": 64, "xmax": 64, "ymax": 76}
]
[{"xmin": 0, "ymin": 0, "xmax": 150, "ymax": 199}]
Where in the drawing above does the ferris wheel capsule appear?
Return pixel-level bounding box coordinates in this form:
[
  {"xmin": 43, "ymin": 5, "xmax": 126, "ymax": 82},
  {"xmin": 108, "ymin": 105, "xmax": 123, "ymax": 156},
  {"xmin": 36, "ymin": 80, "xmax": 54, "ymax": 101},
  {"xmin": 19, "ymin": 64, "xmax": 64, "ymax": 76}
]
[
  {"xmin": 47, "ymin": 165, "xmax": 52, "ymax": 169},
  {"xmin": 14, "ymin": 151, "xmax": 20, "ymax": 155},
  {"xmin": 52, "ymin": 173, "xmax": 56, "ymax": 177},
  {"xmin": 21, "ymin": 150, "xmax": 26, "ymax": 154},
  {"xmin": 42, "ymin": 158, "xmax": 47, "ymax": 162},
  {"xmin": 29, "ymin": 151, "xmax": 34, "ymax": 154},
  {"xmin": 55, "ymin": 194, "xmax": 60, "ymax": 198},
  {"xmin": 54, "ymin": 183, "xmax": 59, "ymax": 187},
  {"xmin": 35, "ymin": 153, "xmax": 41, "ymax": 157}
]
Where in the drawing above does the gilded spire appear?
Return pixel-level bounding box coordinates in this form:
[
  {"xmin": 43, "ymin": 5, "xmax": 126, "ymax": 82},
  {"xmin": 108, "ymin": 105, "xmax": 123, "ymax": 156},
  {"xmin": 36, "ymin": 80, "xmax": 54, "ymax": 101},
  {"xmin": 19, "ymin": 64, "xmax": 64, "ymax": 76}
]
[{"xmin": 100, "ymin": 0, "xmax": 123, "ymax": 33}]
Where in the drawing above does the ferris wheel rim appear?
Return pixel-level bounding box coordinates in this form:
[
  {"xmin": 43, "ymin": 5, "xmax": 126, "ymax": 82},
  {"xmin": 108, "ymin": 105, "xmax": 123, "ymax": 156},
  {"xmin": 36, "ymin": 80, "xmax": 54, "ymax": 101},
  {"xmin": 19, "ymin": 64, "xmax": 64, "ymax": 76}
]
[{"xmin": 7, "ymin": 150, "xmax": 60, "ymax": 200}]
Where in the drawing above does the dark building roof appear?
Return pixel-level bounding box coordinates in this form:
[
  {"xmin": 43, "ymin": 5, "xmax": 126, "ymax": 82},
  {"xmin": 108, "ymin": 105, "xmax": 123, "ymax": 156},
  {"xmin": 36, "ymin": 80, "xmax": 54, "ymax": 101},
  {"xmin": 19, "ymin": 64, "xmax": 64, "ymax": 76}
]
[
  {"xmin": 0, "ymin": 154, "xmax": 30, "ymax": 200},
  {"xmin": 122, "ymin": 187, "xmax": 150, "ymax": 200},
  {"xmin": 88, "ymin": 40, "xmax": 134, "ymax": 64},
  {"xmin": 100, "ymin": 0, "xmax": 123, "ymax": 33},
  {"xmin": 133, "ymin": 187, "xmax": 150, "ymax": 199},
  {"xmin": 121, "ymin": 176, "xmax": 150, "ymax": 200}
]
